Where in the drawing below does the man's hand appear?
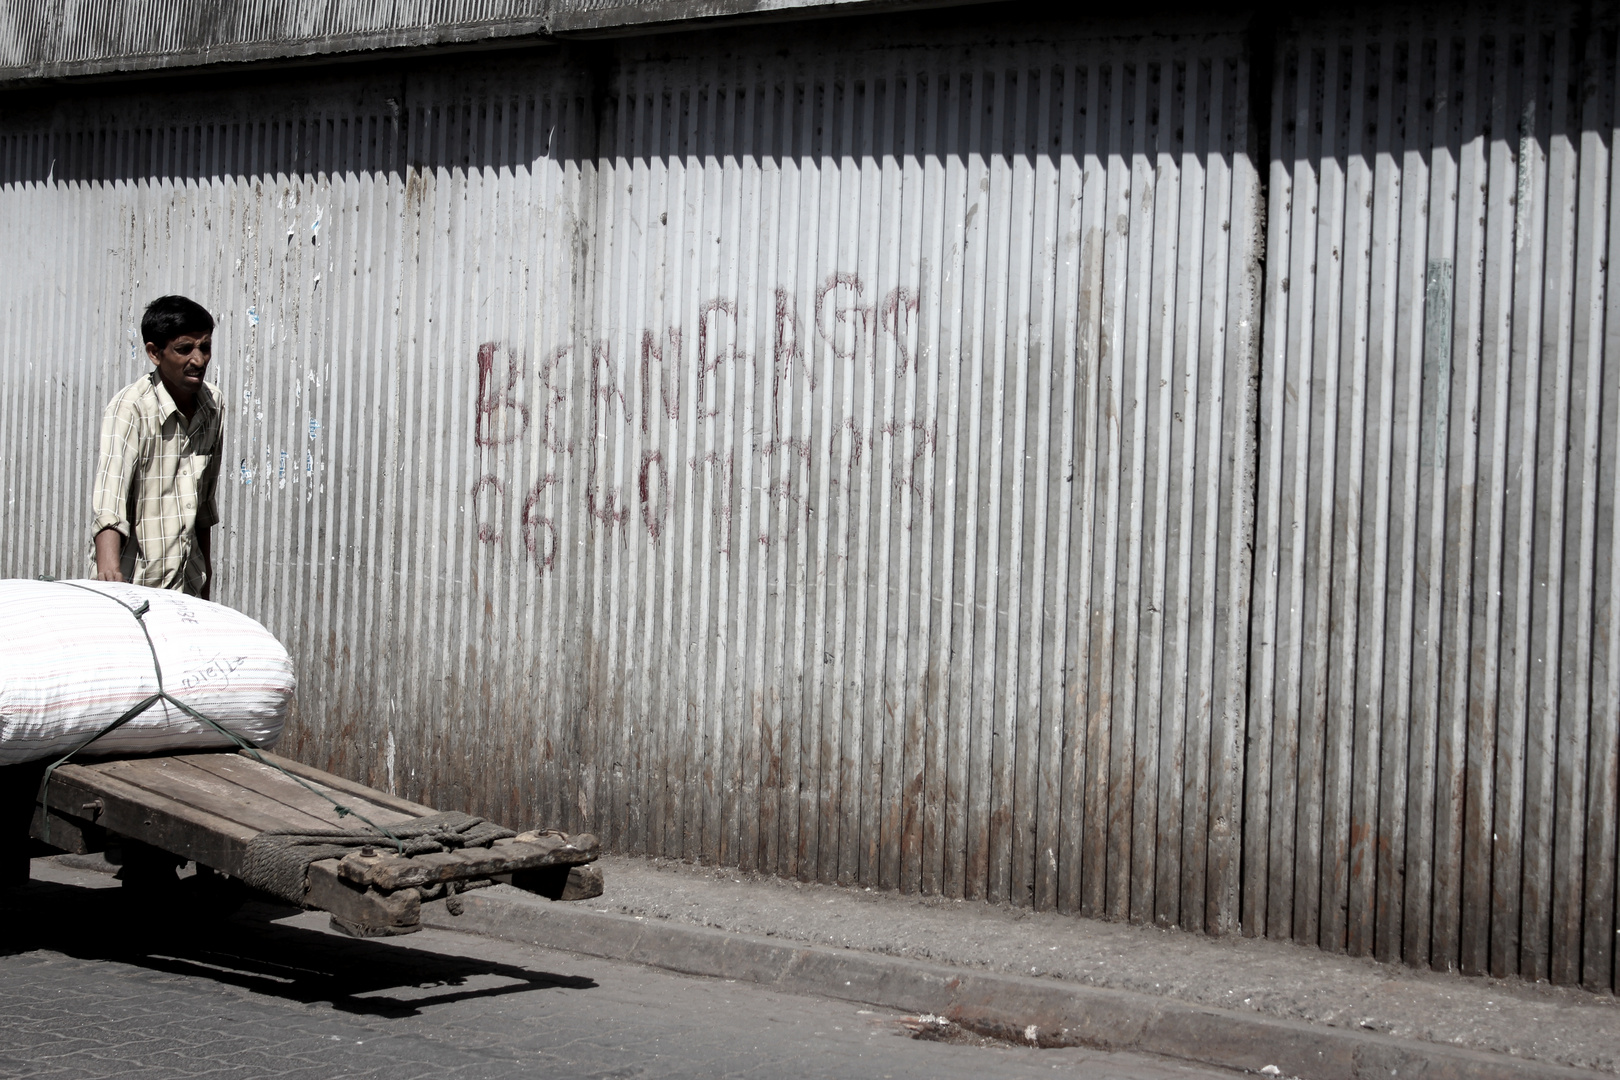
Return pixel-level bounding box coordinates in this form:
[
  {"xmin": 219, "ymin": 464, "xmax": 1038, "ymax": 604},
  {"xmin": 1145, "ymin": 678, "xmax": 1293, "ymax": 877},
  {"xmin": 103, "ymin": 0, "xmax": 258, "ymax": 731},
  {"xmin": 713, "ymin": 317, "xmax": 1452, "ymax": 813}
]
[
  {"xmin": 197, "ymin": 526, "xmax": 212, "ymax": 602},
  {"xmin": 93, "ymin": 527, "xmax": 125, "ymax": 582}
]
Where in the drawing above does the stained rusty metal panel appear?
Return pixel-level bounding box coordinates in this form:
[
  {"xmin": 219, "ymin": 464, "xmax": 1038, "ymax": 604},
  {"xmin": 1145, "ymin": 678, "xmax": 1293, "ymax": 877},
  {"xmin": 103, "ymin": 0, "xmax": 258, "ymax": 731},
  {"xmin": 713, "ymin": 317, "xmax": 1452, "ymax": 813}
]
[
  {"xmin": 1248, "ymin": 2, "xmax": 1620, "ymax": 992},
  {"xmin": 0, "ymin": 16, "xmax": 1261, "ymax": 934},
  {"xmin": 0, "ymin": 0, "xmax": 552, "ymax": 79},
  {"xmin": 0, "ymin": 66, "xmax": 598, "ymax": 832},
  {"xmin": 576, "ymin": 27, "xmax": 1260, "ymax": 923},
  {"xmin": 14, "ymin": 0, "xmax": 1616, "ymax": 995},
  {"xmin": 0, "ymin": 0, "xmax": 967, "ymax": 83}
]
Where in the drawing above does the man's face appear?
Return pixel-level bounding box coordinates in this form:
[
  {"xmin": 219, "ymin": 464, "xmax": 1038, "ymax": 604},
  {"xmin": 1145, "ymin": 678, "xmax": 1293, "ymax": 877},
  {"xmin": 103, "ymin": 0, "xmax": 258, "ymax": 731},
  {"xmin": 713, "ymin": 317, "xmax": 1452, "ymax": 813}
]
[{"xmin": 146, "ymin": 332, "xmax": 212, "ymax": 399}]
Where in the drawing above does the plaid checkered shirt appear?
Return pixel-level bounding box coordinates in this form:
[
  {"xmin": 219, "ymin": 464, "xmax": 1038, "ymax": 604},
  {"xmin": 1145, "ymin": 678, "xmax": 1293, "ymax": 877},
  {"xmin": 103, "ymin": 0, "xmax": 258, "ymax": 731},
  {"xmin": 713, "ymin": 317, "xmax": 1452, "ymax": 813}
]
[{"xmin": 90, "ymin": 371, "xmax": 223, "ymax": 594}]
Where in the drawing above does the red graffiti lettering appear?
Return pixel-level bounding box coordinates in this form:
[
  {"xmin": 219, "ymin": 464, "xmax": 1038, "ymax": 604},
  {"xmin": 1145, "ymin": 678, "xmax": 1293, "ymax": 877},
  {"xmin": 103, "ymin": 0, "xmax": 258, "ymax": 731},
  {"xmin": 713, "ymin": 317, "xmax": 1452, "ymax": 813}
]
[
  {"xmin": 690, "ymin": 450, "xmax": 734, "ymax": 555},
  {"xmin": 773, "ymin": 286, "xmax": 807, "ymax": 389},
  {"xmin": 759, "ymin": 434, "xmax": 813, "ymax": 464},
  {"xmin": 467, "ymin": 271, "xmax": 941, "ymax": 565},
  {"xmin": 535, "ymin": 344, "xmax": 573, "ymax": 455},
  {"xmin": 815, "ymin": 273, "xmax": 871, "ymax": 362},
  {"xmin": 522, "ymin": 474, "xmax": 561, "ymax": 573},
  {"xmin": 591, "ymin": 339, "xmax": 628, "ymax": 425},
  {"xmin": 880, "ymin": 286, "xmax": 920, "ymax": 374},
  {"xmin": 639, "ymin": 327, "xmax": 682, "ymax": 435},
  {"xmin": 586, "ymin": 481, "xmax": 629, "ymax": 534},
  {"xmin": 475, "ymin": 341, "xmax": 530, "ymax": 446},
  {"xmin": 874, "ymin": 418, "xmax": 938, "ymax": 523},
  {"xmin": 472, "ymin": 474, "xmax": 504, "ymax": 543},
  {"xmin": 697, "ymin": 298, "xmax": 737, "ymax": 421},
  {"xmin": 639, "ymin": 450, "xmax": 669, "ymax": 541},
  {"xmin": 828, "ymin": 417, "xmax": 864, "ymax": 486}
]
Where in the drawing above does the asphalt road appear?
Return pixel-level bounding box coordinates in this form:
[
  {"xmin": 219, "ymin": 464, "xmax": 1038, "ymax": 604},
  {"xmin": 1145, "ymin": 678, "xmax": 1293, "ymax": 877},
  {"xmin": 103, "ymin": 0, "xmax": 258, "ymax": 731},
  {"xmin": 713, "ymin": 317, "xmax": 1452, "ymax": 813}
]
[{"xmin": 1, "ymin": 863, "xmax": 1241, "ymax": 1080}]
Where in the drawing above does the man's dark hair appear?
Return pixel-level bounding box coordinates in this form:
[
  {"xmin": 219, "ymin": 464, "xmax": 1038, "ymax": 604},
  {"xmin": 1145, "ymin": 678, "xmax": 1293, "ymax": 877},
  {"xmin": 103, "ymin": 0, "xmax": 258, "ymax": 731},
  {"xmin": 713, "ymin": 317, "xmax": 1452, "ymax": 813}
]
[{"xmin": 142, "ymin": 295, "xmax": 215, "ymax": 350}]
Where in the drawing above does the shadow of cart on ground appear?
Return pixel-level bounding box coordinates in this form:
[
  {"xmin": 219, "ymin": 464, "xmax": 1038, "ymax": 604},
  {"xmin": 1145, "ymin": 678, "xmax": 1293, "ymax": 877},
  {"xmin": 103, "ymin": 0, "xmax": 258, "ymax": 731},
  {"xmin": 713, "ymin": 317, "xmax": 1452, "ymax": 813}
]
[{"xmin": 0, "ymin": 862, "xmax": 597, "ymax": 1019}]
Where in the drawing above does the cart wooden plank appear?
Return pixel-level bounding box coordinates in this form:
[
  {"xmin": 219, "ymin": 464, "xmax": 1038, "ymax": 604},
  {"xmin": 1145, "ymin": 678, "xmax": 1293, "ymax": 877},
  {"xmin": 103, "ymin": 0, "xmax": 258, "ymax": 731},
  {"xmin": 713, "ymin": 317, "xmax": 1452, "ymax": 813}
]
[
  {"xmin": 336, "ymin": 831, "xmax": 598, "ymax": 890},
  {"xmin": 28, "ymin": 805, "xmax": 98, "ymax": 855},
  {"xmin": 26, "ymin": 749, "xmax": 603, "ymax": 934},
  {"xmin": 99, "ymin": 756, "xmax": 336, "ymax": 834},
  {"xmin": 307, "ymin": 858, "xmax": 422, "ymax": 934},
  {"xmin": 184, "ymin": 753, "xmax": 421, "ymax": 829},
  {"xmin": 35, "ymin": 761, "xmax": 254, "ymax": 871},
  {"xmin": 249, "ymin": 751, "xmax": 437, "ymax": 818}
]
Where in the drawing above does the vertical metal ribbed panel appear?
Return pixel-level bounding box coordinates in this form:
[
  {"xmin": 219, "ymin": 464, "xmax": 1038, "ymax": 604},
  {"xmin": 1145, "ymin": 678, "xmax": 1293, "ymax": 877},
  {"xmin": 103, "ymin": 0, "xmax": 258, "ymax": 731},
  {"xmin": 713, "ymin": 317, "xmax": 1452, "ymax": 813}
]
[
  {"xmin": 0, "ymin": 20, "xmax": 1261, "ymax": 931},
  {"xmin": 10, "ymin": 0, "xmax": 1617, "ymax": 993},
  {"xmin": 1248, "ymin": 2, "xmax": 1620, "ymax": 991},
  {"xmin": 1, "ymin": 0, "xmax": 963, "ymax": 80},
  {"xmin": 1, "ymin": 0, "xmax": 550, "ymax": 75},
  {"xmin": 0, "ymin": 68, "xmax": 596, "ymax": 830},
  {"xmin": 0, "ymin": 0, "xmax": 55, "ymax": 69},
  {"xmin": 578, "ymin": 29, "xmax": 1260, "ymax": 920}
]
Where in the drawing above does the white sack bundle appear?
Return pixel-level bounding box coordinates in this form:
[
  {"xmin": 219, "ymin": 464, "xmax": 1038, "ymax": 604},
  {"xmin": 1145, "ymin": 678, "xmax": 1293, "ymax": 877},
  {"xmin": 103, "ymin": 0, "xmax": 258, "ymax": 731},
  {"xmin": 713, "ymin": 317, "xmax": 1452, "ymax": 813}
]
[{"xmin": 0, "ymin": 579, "xmax": 294, "ymax": 765}]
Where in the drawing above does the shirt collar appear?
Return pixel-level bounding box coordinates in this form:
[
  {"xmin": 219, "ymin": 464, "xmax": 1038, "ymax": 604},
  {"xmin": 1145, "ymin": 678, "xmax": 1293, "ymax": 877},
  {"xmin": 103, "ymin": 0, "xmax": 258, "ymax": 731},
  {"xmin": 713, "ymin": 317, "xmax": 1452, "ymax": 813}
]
[{"xmin": 147, "ymin": 370, "xmax": 214, "ymax": 425}]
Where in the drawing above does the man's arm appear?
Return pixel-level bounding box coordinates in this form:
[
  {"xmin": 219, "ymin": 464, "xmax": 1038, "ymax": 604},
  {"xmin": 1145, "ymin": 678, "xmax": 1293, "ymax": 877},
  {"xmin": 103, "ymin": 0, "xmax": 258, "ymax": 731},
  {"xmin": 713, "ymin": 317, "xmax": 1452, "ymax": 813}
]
[
  {"xmin": 196, "ymin": 526, "xmax": 212, "ymax": 602},
  {"xmin": 194, "ymin": 411, "xmax": 223, "ymax": 602},
  {"xmin": 90, "ymin": 392, "xmax": 139, "ymax": 582},
  {"xmin": 93, "ymin": 528, "xmax": 124, "ymax": 582}
]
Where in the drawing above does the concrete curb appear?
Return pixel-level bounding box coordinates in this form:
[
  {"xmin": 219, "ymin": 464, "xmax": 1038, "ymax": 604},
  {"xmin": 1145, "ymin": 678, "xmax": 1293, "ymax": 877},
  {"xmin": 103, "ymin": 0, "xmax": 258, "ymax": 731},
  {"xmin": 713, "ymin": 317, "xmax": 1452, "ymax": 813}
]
[{"xmin": 423, "ymin": 887, "xmax": 1607, "ymax": 1080}]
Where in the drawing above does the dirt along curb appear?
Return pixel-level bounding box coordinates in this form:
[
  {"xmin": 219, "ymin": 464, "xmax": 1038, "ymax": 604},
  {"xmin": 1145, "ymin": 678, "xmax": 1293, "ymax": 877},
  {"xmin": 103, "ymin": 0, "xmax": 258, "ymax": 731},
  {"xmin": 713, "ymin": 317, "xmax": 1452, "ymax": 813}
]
[
  {"xmin": 422, "ymin": 884, "xmax": 1610, "ymax": 1080},
  {"xmin": 37, "ymin": 851, "xmax": 1616, "ymax": 1079}
]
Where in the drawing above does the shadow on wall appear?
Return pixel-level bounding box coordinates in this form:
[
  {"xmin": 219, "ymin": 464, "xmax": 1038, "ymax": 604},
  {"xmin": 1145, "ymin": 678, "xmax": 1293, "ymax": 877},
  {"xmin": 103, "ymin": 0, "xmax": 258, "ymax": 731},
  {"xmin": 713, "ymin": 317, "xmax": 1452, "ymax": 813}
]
[{"xmin": 0, "ymin": 11, "xmax": 1264, "ymax": 186}]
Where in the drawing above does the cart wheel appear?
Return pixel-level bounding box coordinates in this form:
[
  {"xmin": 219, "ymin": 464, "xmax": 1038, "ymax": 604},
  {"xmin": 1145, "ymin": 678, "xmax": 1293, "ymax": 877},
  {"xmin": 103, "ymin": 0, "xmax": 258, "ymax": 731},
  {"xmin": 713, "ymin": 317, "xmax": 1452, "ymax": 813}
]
[
  {"xmin": 0, "ymin": 843, "xmax": 28, "ymax": 890},
  {"xmin": 0, "ymin": 762, "xmax": 38, "ymax": 891},
  {"xmin": 184, "ymin": 865, "xmax": 246, "ymax": 917},
  {"xmin": 115, "ymin": 841, "xmax": 184, "ymax": 895}
]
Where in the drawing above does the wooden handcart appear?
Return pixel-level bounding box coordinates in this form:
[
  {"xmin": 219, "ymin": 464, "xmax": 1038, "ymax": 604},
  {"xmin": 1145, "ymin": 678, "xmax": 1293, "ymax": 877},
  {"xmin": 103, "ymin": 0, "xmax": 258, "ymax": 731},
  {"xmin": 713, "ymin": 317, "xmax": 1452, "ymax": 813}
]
[{"xmin": 8, "ymin": 748, "xmax": 601, "ymax": 936}]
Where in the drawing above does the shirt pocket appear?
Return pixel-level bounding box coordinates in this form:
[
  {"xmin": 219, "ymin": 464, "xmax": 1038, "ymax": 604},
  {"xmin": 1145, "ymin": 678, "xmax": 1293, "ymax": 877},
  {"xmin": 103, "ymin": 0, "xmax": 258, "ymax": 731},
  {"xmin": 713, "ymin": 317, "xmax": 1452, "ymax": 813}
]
[
  {"xmin": 184, "ymin": 448, "xmax": 214, "ymax": 503},
  {"xmin": 187, "ymin": 421, "xmax": 219, "ymax": 480}
]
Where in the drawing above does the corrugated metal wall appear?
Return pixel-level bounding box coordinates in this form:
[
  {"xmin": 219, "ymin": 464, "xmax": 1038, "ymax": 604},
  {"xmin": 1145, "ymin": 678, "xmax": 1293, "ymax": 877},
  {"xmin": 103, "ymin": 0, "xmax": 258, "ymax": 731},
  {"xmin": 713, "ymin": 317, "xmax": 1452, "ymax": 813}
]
[
  {"xmin": 0, "ymin": 18, "xmax": 1263, "ymax": 929},
  {"xmin": 0, "ymin": 0, "xmax": 929, "ymax": 81},
  {"xmin": 0, "ymin": 0, "xmax": 548, "ymax": 75},
  {"xmin": 579, "ymin": 31, "xmax": 1260, "ymax": 922},
  {"xmin": 1249, "ymin": 3, "xmax": 1620, "ymax": 990},
  {"xmin": 3, "ymin": 0, "xmax": 1618, "ymax": 992},
  {"xmin": 0, "ymin": 66, "xmax": 597, "ymax": 821}
]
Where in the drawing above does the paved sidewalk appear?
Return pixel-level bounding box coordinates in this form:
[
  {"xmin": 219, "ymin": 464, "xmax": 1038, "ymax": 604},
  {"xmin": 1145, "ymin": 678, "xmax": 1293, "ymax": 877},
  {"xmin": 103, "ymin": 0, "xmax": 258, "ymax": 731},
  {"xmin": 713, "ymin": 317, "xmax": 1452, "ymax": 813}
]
[
  {"xmin": 40, "ymin": 852, "xmax": 1620, "ymax": 1079},
  {"xmin": 425, "ymin": 855, "xmax": 1620, "ymax": 1080},
  {"xmin": 8, "ymin": 860, "xmax": 1235, "ymax": 1080}
]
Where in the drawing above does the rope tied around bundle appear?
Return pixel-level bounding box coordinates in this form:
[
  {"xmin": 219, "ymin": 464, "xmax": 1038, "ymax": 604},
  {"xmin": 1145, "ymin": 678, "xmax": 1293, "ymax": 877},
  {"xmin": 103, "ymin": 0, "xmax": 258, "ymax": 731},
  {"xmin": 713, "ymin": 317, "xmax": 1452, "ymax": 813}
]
[
  {"xmin": 35, "ymin": 578, "xmax": 407, "ymax": 854},
  {"xmin": 238, "ymin": 812, "xmax": 516, "ymax": 905}
]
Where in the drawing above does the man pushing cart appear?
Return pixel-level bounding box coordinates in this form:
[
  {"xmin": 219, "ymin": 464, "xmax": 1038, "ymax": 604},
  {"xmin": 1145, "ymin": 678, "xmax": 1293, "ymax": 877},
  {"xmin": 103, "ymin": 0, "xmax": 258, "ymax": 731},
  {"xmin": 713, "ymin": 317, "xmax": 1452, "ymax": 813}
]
[{"xmin": 0, "ymin": 296, "xmax": 601, "ymax": 934}]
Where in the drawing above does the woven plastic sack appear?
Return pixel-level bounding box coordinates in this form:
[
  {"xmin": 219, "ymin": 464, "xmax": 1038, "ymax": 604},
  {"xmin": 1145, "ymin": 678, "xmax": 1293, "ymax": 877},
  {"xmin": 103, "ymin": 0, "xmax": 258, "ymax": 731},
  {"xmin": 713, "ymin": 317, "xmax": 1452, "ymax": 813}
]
[{"xmin": 0, "ymin": 579, "xmax": 294, "ymax": 765}]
